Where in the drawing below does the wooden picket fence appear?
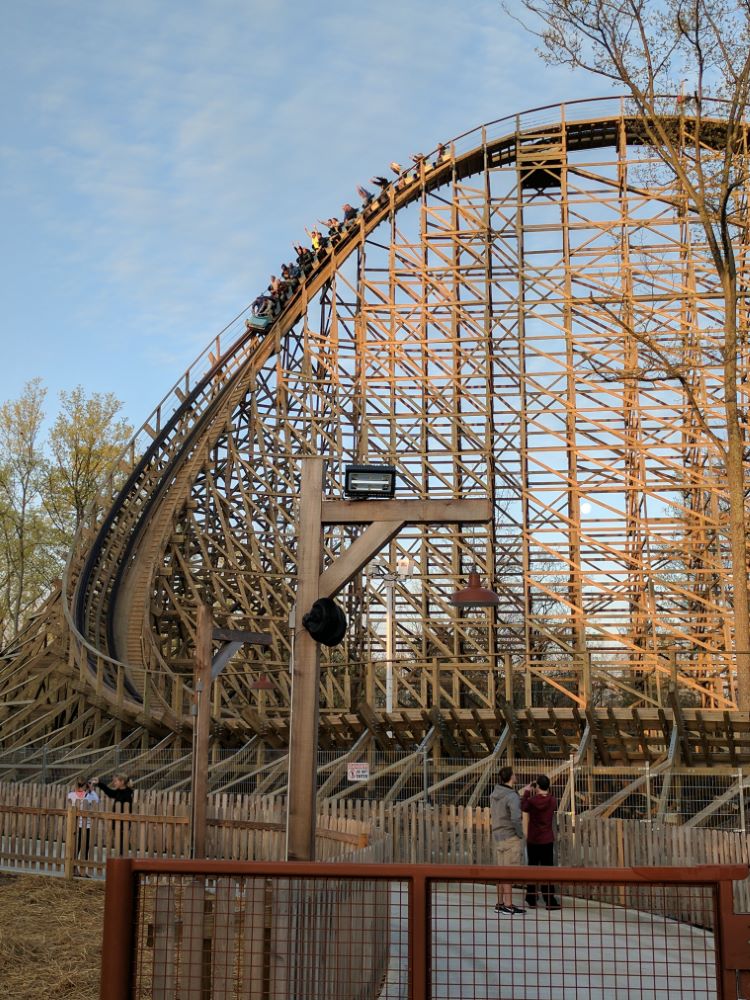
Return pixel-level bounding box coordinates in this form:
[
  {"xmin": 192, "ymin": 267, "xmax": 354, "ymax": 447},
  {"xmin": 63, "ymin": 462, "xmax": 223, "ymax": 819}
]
[
  {"xmin": 335, "ymin": 799, "xmax": 750, "ymax": 923},
  {"xmin": 1, "ymin": 780, "xmax": 749, "ymax": 916},
  {"xmin": 0, "ymin": 781, "xmax": 372, "ymax": 878},
  {"xmin": 558, "ymin": 812, "xmax": 750, "ymax": 915}
]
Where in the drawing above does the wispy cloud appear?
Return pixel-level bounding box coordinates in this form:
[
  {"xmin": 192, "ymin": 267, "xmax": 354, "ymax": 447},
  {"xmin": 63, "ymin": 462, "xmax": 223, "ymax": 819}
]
[{"xmin": 0, "ymin": 0, "xmax": 606, "ymax": 420}]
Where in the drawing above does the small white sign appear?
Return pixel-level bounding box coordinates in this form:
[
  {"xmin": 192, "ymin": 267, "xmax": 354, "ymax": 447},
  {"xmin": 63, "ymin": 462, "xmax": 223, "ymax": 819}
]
[{"xmin": 347, "ymin": 762, "xmax": 370, "ymax": 782}]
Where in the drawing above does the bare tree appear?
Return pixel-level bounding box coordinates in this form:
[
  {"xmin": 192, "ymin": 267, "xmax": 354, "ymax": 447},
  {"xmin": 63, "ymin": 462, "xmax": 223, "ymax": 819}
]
[{"xmin": 510, "ymin": 0, "xmax": 750, "ymax": 707}]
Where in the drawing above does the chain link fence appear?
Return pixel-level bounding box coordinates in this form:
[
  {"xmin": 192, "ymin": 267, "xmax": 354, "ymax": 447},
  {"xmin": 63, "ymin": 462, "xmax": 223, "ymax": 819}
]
[{"xmin": 0, "ymin": 746, "xmax": 747, "ymax": 828}]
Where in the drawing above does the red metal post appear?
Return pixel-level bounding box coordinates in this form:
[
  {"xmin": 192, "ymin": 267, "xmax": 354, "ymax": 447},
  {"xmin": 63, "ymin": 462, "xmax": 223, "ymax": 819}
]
[
  {"xmin": 100, "ymin": 858, "xmax": 136, "ymax": 1000},
  {"xmin": 716, "ymin": 876, "xmax": 750, "ymax": 999},
  {"xmin": 411, "ymin": 868, "xmax": 428, "ymax": 1000}
]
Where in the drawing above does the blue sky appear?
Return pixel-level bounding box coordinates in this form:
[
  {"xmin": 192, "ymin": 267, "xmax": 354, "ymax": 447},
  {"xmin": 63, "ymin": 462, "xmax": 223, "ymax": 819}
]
[{"xmin": 1, "ymin": 1, "xmax": 609, "ymax": 429}]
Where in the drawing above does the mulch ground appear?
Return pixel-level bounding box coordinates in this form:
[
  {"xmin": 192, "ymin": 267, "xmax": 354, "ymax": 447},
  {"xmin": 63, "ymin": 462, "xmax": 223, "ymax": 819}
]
[{"xmin": 0, "ymin": 872, "xmax": 104, "ymax": 999}]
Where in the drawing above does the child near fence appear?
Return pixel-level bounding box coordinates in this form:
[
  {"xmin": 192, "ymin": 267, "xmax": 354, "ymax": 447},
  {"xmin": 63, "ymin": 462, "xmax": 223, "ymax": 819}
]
[{"xmin": 67, "ymin": 778, "xmax": 99, "ymax": 875}]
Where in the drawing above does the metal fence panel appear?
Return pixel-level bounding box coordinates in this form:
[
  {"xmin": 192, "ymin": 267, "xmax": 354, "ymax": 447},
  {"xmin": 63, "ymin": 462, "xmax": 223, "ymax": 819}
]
[{"xmin": 100, "ymin": 860, "xmax": 750, "ymax": 1000}]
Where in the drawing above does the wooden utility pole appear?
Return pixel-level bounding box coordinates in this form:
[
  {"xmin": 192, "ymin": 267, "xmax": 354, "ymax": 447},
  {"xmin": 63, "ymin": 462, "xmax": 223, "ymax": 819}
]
[
  {"xmin": 190, "ymin": 603, "xmax": 212, "ymax": 859},
  {"xmin": 286, "ymin": 456, "xmax": 492, "ymax": 861},
  {"xmin": 190, "ymin": 612, "xmax": 272, "ymax": 859},
  {"xmin": 286, "ymin": 460, "xmax": 325, "ymax": 862}
]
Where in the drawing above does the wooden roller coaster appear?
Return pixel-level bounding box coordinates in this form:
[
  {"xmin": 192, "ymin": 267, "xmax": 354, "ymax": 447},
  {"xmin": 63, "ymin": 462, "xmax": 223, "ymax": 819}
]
[{"xmin": 2, "ymin": 97, "xmax": 750, "ymax": 796}]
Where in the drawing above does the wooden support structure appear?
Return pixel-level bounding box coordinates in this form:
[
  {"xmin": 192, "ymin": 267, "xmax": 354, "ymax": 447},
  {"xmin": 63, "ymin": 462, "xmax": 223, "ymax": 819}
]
[
  {"xmin": 669, "ymin": 687, "xmax": 695, "ymax": 767},
  {"xmin": 287, "ymin": 458, "xmax": 492, "ymax": 859},
  {"xmin": 5, "ymin": 102, "xmax": 750, "ymax": 787}
]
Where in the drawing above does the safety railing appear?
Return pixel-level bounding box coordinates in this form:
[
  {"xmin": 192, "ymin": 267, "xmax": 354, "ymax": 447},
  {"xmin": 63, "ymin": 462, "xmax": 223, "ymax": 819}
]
[{"xmin": 101, "ymin": 859, "xmax": 750, "ymax": 999}]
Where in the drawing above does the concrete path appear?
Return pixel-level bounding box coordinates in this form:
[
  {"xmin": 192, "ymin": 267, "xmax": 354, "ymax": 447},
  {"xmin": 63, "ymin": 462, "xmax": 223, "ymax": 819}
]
[{"xmin": 383, "ymin": 885, "xmax": 716, "ymax": 999}]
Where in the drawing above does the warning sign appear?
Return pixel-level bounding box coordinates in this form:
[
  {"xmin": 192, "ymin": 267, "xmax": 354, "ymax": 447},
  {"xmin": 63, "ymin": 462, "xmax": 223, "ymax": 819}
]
[{"xmin": 347, "ymin": 762, "xmax": 370, "ymax": 782}]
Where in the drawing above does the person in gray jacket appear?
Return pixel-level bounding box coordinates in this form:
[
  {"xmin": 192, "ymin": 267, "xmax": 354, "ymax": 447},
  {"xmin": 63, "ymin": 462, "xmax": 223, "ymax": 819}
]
[{"xmin": 490, "ymin": 765, "xmax": 526, "ymax": 915}]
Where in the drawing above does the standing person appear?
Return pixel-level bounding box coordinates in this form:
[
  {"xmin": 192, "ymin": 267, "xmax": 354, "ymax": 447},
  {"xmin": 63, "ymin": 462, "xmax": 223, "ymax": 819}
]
[
  {"xmin": 67, "ymin": 778, "xmax": 99, "ymax": 875},
  {"xmin": 91, "ymin": 774, "xmax": 133, "ymax": 854},
  {"xmin": 521, "ymin": 774, "xmax": 561, "ymax": 909},
  {"xmin": 490, "ymin": 765, "xmax": 526, "ymax": 916},
  {"xmin": 92, "ymin": 774, "xmax": 133, "ymax": 811}
]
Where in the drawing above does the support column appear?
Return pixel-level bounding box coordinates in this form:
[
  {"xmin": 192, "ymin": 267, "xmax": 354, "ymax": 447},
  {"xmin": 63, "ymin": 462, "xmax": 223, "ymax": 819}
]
[
  {"xmin": 190, "ymin": 604, "xmax": 212, "ymax": 859},
  {"xmin": 286, "ymin": 458, "xmax": 324, "ymax": 861}
]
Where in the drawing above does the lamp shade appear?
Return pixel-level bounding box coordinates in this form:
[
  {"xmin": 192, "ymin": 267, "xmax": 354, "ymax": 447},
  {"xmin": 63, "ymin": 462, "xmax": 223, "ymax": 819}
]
[
  {"xmin": 249, "ymin": 674, "xmax": 275, "ymax": 690},
  {"xmin": 450, "ymin": 571, "xmax": 500, "ymax": 608}
]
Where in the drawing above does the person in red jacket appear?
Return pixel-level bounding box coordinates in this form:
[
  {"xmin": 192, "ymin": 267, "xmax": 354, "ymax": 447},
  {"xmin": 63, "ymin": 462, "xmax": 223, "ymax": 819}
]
[{"xmin": 521, "ymin": 774, "xmax": 561, "ymax": 909}]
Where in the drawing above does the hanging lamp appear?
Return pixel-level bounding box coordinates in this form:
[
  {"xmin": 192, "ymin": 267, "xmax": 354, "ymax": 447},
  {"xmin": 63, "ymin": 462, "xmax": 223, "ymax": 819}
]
[{"xmin": 449, "ymin": 571, "xmax": 500, "ymax": 608}]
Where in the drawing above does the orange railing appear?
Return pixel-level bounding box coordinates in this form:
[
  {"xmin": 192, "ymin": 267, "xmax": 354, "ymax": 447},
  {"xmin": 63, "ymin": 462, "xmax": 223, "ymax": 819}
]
[{"xmin": 101, "ymin": 858, "xmax": 750, "ymax": 999}]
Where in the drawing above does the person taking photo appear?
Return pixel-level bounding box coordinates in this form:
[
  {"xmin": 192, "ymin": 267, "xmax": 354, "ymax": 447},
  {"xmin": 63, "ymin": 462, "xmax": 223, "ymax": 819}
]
[{"xmin": 521, "ymin": 774, "xmax": 561, "ymax": 910}]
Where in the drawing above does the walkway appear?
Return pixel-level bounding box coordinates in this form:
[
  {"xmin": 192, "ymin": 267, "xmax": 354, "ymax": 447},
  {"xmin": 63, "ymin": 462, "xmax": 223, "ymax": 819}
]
[{"xmin": 383, "ymin": 884, "xmax": 715, "ymax": 999}]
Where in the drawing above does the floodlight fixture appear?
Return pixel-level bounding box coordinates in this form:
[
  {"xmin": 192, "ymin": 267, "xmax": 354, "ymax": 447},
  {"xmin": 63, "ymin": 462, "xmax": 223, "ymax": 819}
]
[
  {"xmin": 450, "ymin": 570, "xmax": 500, "ymax": 608},
  {"xmin": 344, "ymin": 464, "xmax": 397, "ymax": 499}
]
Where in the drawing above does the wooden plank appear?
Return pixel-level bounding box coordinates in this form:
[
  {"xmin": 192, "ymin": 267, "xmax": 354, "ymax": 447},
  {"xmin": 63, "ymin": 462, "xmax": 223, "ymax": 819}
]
[
  {"xmin": 286, "ymin": 458, "xmax": 324, "ymax": 862},
  {"xmin": 182, "ymin": 878, "xmax": 207, "ymax": 999},
  {"xmin": 632, "ymin": 709, "xmax": 654, "ymax": 764},
  {"xmin": 724, "ymin": 712, "xmax": 739, "ymax": 768},
  {"xmin": 548, "ymin": 708, "xmax": 571, "ymax": 757},
  {"xmin": 152, "ymin": 885, "xmax": 177, "ymax": 1000},
  {"xmin": 607, "ymin": 707, "xmax": 631, "ymax": 765},
  {"xmin": 585, "ymin": 708, "xmax": 612, "ymax": 766},
  {"xmin": 238, "ymin": 878, "xmax": 268, "ymax": 1000},
  {"xmin": 669, "ymin": 688, "xmax": 694, "ymax": 766},
  {"xmin": 356, "ymin": 701, "xmax": 394, "ymax": 751},
  {"xmin": 695, "ymin": 711, "xmax": 712, "ymax": 766},
  {"xmin": 497, "ymin": 696, "xmax": 533, "ymax": 758},
  {"xmin": 211, "ymin": 880, "xmax": 236, "ymax": 999},
  {"xmin": 320, "ymin": 497, "xmax": 492, "ymax": 524}
]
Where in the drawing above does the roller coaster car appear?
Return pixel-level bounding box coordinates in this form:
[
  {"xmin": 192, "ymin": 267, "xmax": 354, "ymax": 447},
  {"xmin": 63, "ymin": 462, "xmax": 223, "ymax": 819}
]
[{"xmin": 245, "ymin": 316, "xmax": 271, "ymax": 332}]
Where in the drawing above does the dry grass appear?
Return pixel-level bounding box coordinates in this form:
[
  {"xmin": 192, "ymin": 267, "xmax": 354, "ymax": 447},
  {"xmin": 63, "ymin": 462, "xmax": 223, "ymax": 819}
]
[{"xmin": 0, "ymin": 872, "xmax": 104, "ymax": 1000}]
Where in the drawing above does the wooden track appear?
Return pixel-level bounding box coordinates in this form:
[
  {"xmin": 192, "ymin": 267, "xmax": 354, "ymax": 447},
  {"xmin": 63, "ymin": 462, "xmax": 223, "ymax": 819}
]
[{"xmin": 2, "ymin": 97, "xmax": 750, "ymax": 769}]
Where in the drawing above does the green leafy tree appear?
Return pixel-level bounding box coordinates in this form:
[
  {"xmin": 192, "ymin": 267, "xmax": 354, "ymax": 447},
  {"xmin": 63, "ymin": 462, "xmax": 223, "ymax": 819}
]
[
  {"xmin": 0, "ymin": 381, "xmax": 133, "ymax": 646},
  {"xmin": 0, "ymin": 379, "xmax": 52, "ymax": 640},
  {"xmin": 509, "ymin": 0, "xmax": 750, "ymax": 707},
  {"xmin": 42, "ymin": 386, "xmax": 133, "ymax": 542}
]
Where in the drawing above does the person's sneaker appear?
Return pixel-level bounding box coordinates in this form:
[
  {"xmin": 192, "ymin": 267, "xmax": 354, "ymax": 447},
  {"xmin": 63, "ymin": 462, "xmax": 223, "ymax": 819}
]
[
  {"xmin": 510, "ymin": 904, "xmax": 526, "ymax": 914},
  {"xmin": 545, "ymin": 898, "xmax": 562, "ymax": 910},
  {"xmin": 524, "ymin": 896, "xmax": 537, "ymax": 908},
  {"xmin": 494, "ymin": 903, "xmax": 514, "ymax": 915}
]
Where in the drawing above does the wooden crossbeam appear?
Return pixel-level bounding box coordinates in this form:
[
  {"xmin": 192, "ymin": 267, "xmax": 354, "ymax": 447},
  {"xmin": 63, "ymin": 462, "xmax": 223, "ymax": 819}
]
[
  {"xmin": 470, "ymin": 708, "xmax": 495, "ymax": 754},
  {"xmin": 694, "ymin": 711, "xmax": 712, "ymax": 766},
  {"xmin": 607, "ymin": 707, "xmax": 631, "ymax": 765},
  {"xmin": 547, "ymin": 708, "xmax": 571, "ymax": 757},
  {"xmin": 382, "ymin": 712, "xmax": 410, "ymax": 751},
  {"xmin": 429, "ymin": 707, "xmax": 463, "ymax": 759},
  {"xmin": 525, "ymin": 709, "xmax": 552, "ymax": 755},
  {"xmin": 449, "ymin": 708, "xmax": 477, "ymax": 758},
  {"xmin": 656, "ymin": 725, "xmax": 680, "ymax": 819},
  {"xmin": 657, "ymin": 708, "xmax": 671, "ymax": 746},
  {"xmin": 632, "ymin": 709, "xmax": 655, "ymax": 764},
  {"xmin": 497, "ymin": 697, "xmax": 533, "ymax": 758},
  {"xmin": 668, "ymin": 687, "xmax": 694, "ymax": 766},
  {"xmin": 724, "ymin": 711, "xmax": 739, "ymax": 768},
  {"xmin": 585, "ymin": 707, "xmax": 612, "ymax": 766},
  {"xmin": 357, "ymin": 701, "xmax": 394, "ymax": 752},
  {"xmin": 316, "ymin": 731, "xmax": 371, "ymax": 798},
  {"xmin": 588, "ymin": 757, "xmax": 673, "ymax": 819},
  {"xmin": 465, "ymin": 728, "xmax": 511, "ymax": 807}
]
